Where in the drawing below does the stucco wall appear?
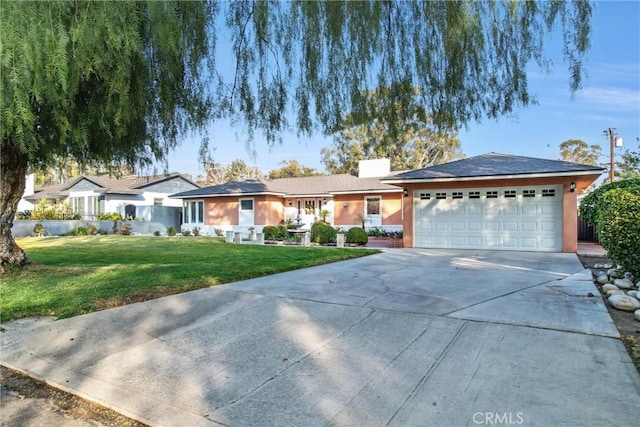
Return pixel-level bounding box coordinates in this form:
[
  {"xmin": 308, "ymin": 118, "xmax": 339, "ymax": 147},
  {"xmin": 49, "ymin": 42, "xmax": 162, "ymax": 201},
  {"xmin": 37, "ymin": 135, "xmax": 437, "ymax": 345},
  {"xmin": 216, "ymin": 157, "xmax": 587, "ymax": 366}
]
[{"xmin": 333, "ymin": 192, "xmax": 403, "ymax": 230}]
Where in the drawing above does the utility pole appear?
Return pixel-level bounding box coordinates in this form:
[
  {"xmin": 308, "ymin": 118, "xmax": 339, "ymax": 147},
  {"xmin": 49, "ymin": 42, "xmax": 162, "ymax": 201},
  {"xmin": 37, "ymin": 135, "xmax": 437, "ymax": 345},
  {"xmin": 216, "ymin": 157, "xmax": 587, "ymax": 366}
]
[{"xmin": 604, "ymin": 128, "xmax": 623, "ymax": 183}]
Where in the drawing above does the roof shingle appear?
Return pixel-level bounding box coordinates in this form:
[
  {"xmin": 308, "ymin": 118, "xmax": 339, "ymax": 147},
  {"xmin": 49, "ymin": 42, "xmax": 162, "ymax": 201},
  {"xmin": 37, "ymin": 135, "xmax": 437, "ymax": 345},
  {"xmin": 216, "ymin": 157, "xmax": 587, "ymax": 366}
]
[{"xmin": 385, "ymin": 152, "xmax": 604, "ymax": 181}]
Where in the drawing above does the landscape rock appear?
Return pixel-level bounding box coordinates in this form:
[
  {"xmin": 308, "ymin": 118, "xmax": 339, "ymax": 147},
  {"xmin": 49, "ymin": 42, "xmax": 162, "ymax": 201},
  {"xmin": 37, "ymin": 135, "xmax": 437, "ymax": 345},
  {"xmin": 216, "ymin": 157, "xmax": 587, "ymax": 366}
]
[
  {"xmin": 635, "ymin": 310, "xmax": 640, "ymax": 322},
  {"xmin": 608, "ymin": 294, "xmax": 640, "ymax": 312},
  {"xmin": 607, "ymin": 268, "xmax": 619, "ymax": 278},
  {"xmin": 596, "ymin": 274, "xmax": 610, "ymax": 285},
  {"xmin": 624, "ymin": 272, "xmax": 635, "ymax": 282},
  {"xmin": 627, "ymin": 290, "xmax": 639, "ymax": 298},
  {"xmin": 602, "ymin": 284, "xmax": 620, "ymax": 293},
  {"xmin": 613, "ymin": 278, "xmax": 634, "ymax": 290},
  {"xmin": 607, "ymin": 290, "xmax": 626, "ymax": 297}
]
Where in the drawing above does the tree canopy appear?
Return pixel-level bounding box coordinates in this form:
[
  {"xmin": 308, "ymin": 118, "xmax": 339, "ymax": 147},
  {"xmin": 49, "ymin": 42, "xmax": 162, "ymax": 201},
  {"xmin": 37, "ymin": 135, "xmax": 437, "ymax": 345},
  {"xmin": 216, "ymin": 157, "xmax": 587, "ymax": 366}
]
[
  {"xmin": 1, "ymin": 0, "xmax": 593, "ymax": 266},
  {"xmin": 321, "ymin": 87, "xmax": 464, "ymax": 175},
  {"xmin": 559, "ymin": 139, "xmax": 601, "ymax": 166},
  {"xmin": 197, "ymin": 160, "xmax": 263, "ymax": 186},
  {"xmin": 616, "ymin": 142, "xmax": 640, "ymax": 180},
  {"xmin": 268, "ymin": 160, "xmax": 323, "ymax": 179}
]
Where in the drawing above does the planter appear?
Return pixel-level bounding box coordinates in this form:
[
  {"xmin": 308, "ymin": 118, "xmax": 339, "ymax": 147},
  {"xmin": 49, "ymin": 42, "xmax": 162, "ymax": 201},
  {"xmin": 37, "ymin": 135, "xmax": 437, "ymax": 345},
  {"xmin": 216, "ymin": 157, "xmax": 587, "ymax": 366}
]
[{"xmin": 389, "ymin": 238, "xmax": 404, "ymax": 248}]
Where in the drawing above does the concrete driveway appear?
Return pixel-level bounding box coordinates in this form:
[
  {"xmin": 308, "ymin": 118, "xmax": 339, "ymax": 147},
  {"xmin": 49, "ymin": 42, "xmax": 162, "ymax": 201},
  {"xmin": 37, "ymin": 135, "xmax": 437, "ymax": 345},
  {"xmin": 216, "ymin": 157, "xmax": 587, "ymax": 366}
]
[{"xmin": 2, "ymin": 249, "xmax": 639, "ymax": 426}]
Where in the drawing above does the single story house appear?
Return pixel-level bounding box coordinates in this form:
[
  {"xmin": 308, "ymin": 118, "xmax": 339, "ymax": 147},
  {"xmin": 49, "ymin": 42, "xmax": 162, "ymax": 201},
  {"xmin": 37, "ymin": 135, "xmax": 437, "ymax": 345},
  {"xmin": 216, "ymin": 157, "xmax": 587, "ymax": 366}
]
[
  {"xmin": 173, "ymin": 153, "xmax": 604, "ymax": 253},
  {"xmin": 24, "ymin": 173, "xmax": 199, "ymax": 227},
  {"xmin": 172, "ymin": 158, "xmax": 404, "ymax": 235},
  {"xmin": 382, "ymin": 152, "xmax": 604, "ymax": 252}
]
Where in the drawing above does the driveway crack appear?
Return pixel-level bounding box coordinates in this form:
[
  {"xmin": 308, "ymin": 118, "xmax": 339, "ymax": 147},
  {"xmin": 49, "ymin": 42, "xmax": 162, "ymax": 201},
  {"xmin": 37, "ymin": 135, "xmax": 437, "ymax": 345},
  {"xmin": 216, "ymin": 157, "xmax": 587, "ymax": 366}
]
[
  {"xmin": 212, "ymin": 309, "xmax": 377, "ymax": 412},
  {"xmin": 385, "ymin": 321, "xmax": 468, "ymax": 426}
]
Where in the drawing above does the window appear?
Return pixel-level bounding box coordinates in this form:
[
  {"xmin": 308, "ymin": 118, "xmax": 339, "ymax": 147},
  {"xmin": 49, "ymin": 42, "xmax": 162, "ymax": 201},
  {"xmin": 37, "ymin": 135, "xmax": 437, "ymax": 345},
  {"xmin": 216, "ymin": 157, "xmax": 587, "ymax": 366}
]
[
  {"xmin": 436, "ymin": 192, "xmax": 447, "ymax": 199},
  {"xmin": 486, "ymin": 191, "xmax": 498, "ymax": 198},
  {"xmin": 70, "ymin": 197, "xmax": 84, "ymax": 215},
  {"xmin": 468, "ymin": 191, "xmax": 480, "ymax": 199},
  {"xmin": 523, "ymin": 189, "xmax": 536, "ymax": 198},
  {"xmin": 184, "ymin": 200, "xmax": 204, "ymax": 224},
  {"xmin": 366, "ymin": 197, "xmax": 380, "ymax": 215},
  {"xmin": 88, "ymin": 196, "xmax": 102, "ymax": 216},
  {"xmin": 542, "ymin": 189, "xmax": 556, "ymax": 197},
  {"xmin": 240, "ymin": 199, "xmax": 253, "ymax": 211},
  {"xmin": 419, "ymin": 193, "xmax": 431, "ymax": 200},
  {"xmin": 452, "ymin": 192, "xmax": 463, "ymax": 199},
  {"xmin": 504, "ymin": 190, "xmax": 516, "ymax": 198}
]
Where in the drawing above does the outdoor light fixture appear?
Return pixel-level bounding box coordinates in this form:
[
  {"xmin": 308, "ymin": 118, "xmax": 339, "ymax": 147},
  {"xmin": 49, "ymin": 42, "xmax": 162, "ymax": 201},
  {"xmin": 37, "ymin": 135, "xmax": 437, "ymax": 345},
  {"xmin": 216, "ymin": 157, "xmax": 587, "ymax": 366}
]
[
  {"xmin": 570, "ymin": 182, "xmax": 576, "ymax": 192},
  {"xmin": 343, "ymin": 202, "xmax": 348, "ymax": 208},
  {"xmin": 403, "ymin": 188, "xmax": 409, "ymax": 197},
  {"xmin": 287, "ymin": 199, "xmax": 292, "ymax": 206}
]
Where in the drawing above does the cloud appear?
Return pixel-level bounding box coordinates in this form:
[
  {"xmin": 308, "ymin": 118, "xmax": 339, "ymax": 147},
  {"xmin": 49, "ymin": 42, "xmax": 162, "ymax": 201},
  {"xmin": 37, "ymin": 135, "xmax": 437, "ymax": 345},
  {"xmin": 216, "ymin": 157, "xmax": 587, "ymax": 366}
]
[{"xmin": 576, "ymin": 86, "xmax": 640, "ymax": 111}]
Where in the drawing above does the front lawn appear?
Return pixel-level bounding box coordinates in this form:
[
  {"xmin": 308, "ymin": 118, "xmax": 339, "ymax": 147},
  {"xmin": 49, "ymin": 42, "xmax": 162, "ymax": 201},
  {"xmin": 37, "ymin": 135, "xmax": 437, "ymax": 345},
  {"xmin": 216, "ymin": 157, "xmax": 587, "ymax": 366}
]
[{"xmin": 1, "ymin": 236, "xmax": 379, "ymax": 323}]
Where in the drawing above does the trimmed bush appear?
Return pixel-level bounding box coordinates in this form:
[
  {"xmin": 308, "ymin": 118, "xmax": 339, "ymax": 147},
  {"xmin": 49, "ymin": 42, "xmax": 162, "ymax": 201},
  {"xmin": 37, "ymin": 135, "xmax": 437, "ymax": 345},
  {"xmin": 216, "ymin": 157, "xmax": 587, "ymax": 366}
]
[
  {"xmin": 262, "ymin": 225, "xmax": 280, "ymax": 240},
  {"xmin": 33, "ymin": 223, "xmax": 45, "ymax": 237},
  {"xmin": 166, "ymin": 226, "xmax": 177, "ymax": 236},
  {"xmin": 346, "ymin": 227, "xmax": 368, "ymax": 245},
  {"xmin": 310, "ymin": 221, "xmax": 337, "ymax": 244},
  {"xmin": 595, "ymin": 186, "xmax": 640, "ymax": 278},
  {"xmin": 182, "ymin": 229, "xmax": 192, "ymax": 236}
]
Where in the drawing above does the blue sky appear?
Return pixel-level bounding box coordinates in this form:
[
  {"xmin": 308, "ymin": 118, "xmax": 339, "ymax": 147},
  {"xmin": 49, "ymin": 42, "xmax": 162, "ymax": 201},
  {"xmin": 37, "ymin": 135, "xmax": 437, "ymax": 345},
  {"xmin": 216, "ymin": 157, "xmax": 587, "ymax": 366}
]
[{"xmin": 163, "ymin": 1, "xmax": 640, "ymax": 179}]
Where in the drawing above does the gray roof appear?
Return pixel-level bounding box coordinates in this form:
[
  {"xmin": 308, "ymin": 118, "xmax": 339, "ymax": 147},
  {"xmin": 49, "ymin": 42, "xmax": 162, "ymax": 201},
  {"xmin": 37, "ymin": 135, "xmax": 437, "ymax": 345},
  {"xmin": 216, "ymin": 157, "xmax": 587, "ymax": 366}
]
[
  {"xmin": 384, "ymin": 152, "xmax": 604, "ymax": 182},
  {"xmin": 172, "ymin": 174, "xmax": 400, "ymax": 199},
  {"xmin": 27, "ymin": 173, "xmax": 198, "ymax": 201}
]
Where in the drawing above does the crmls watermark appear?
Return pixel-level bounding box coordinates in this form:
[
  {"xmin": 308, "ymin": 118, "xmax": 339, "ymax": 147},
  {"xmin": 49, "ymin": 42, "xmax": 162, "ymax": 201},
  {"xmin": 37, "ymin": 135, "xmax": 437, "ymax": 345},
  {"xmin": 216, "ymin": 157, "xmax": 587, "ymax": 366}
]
[{"xmin": 472, "ymin": 412, "xmax": 525, "ymax": 425}]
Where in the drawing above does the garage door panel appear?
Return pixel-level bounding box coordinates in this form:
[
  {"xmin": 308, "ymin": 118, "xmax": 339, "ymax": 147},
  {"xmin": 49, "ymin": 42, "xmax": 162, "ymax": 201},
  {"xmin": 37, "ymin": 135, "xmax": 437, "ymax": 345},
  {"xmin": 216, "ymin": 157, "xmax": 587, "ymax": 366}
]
[
  {"xmin": 414, "ymin": 185, "xmax": 562, "ymax": 252},
  {"xmin": 503, "ymin": 221, "xmax": 518, "ymax": 231}
]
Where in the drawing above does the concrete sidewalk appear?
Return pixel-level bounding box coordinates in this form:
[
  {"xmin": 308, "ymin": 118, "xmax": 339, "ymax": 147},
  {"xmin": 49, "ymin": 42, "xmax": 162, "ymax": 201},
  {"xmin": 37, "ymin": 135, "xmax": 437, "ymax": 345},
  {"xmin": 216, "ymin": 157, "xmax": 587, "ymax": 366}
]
[{"xmin": 2, "ymin": 249, "xmax": 639, "ymax": 426}]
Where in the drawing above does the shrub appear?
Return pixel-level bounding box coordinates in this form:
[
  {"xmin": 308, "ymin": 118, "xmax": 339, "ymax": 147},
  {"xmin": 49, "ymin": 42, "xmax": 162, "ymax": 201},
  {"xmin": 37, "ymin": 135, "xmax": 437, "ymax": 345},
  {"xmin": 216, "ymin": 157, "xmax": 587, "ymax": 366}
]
[
  {"xmin": 182, "ymin": 229, "xmax": 191, "ymax": 236},
  {"xmin": 120, "ymin": 223, "xmax": 132, "ymax": 236},
  {"xmin": 580, "ymin": 178, "xmax": 640, "ymax": 225},
  {"xmin": 214, "ymin": 228, "xmax": 224, "ymax": 237},
  {"xmin": 86, "ymin": 224, "xmax": 98, "ymax": 235},
  {"xmin": 595, "ymin": 186, "xmax": 640, "ymax": 278},
  {"xmin": 367, "ymin": 226, "xmax": 387, "ymax": 237},
  {"xmin": 16, "ymin": 210, "xmax": 31, "ymax": 220},
  {"xmin": 72, "ymin": 226, "xmax": 89, "ymax": 236},
  {"xmin": 153, "ymin": 230, "xmax": 162, "ymax": 237},
  {"xmin": 192, "ymin": 226, "xmax": 201, "ymax": 236},
  {"xmin": 262, "ymin": 225, "xmax": 280, "ymax": 240},
  {"xmin": 346, "ymin": 227, "xmax": 368, "ymax": 245},
  {"xmin": 33, "ymin": 223, "xmax": 45, "ymax": 237},
  {"xmin": 310, "ymin": 221, "xmax": 337, "ymax": 244},
  {"xmin": 97, "ymin": 212, "xmax": 123, "ymax": 221},
  {"xmin": 166, "ymin": 226, "xmax": 177, "ymax": 236}
]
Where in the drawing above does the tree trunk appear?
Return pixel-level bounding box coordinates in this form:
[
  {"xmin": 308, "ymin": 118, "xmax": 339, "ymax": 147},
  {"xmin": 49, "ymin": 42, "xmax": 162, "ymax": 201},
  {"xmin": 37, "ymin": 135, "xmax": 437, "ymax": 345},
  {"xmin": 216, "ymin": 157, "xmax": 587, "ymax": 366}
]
[{"xmin": 0, "ymin": 140, "xmax": 29, "ymax": 267}]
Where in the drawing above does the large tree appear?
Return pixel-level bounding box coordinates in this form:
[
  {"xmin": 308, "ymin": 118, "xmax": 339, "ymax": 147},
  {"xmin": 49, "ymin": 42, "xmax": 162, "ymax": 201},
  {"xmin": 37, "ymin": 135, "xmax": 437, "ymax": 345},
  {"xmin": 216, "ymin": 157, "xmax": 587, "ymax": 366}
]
[
  {"xmin": 2, "ymin": 1, "xmax": 592, "ymax": 266},
  {"xmin": 559, "ymin": 139, "xmax": 602, "ymax": 165},
  {"xmin": 321, "ymin": 87, "xmax": 464, "ymax": 174},
  {"xmin": 197, "ymin": 160, "xmax": 263, "ymax": 186}
]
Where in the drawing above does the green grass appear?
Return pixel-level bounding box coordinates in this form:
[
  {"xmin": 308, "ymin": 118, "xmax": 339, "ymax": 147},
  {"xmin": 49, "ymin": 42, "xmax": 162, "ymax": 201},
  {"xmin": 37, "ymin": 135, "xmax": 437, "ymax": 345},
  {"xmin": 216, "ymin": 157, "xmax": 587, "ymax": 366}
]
[{"xmin": 1, "ymin": 236, "xmax": 379, "ymax": 323}]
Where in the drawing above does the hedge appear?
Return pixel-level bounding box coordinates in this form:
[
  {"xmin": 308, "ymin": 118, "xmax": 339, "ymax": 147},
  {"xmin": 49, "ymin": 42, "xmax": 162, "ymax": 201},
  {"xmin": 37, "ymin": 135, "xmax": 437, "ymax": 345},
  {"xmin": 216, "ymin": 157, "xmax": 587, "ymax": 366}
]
[{"xmin": 595, "ymin": 186, "xmax": 640, "ymax": 278}]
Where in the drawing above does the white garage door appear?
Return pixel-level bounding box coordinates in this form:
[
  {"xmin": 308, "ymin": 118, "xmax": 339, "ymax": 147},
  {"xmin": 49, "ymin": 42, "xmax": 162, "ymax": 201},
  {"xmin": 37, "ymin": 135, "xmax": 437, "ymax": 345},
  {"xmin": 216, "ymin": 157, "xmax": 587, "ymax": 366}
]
[{"xmin": 414, "ymin": 185, "xmax": 563, "ymax": 252}]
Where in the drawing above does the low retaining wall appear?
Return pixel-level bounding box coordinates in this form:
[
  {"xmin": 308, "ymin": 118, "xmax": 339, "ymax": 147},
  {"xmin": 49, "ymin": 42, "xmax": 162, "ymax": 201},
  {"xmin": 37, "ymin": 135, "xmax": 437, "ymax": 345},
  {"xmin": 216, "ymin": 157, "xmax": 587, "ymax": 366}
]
[{"xmin": 12, "ymin": 220, "xmax": 167, "ymax": 237}]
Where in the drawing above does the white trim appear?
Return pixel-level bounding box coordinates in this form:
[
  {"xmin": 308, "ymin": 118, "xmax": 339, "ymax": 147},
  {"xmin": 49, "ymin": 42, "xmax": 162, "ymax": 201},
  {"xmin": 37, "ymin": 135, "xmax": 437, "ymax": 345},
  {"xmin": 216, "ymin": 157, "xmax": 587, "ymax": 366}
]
[
  {"xmin": 329, "ymin": 189, "xmax": 401, "ymax": 195},
  {"xmin": 382, "ymin": 170, "xmax": 604, "ymax": 184}
]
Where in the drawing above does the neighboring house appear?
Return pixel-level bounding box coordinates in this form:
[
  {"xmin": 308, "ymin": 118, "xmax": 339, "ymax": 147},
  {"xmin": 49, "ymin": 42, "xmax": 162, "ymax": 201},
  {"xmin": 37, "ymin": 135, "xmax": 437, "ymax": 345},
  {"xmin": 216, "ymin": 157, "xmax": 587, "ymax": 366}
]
[
  {"xmin": 382, "ymin": 152, "xmax": 604, "ymax": 252},
  {"xmin": 17, "ymin": 173, "xmax": 35, "ymax": 212},
  {"xmin": 172, "ymin": 158, "xmax": 404, "ymax": 235},
  {"xmin": 24, "ymin": 173, "xmax": 199, "ymax": 228}
]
